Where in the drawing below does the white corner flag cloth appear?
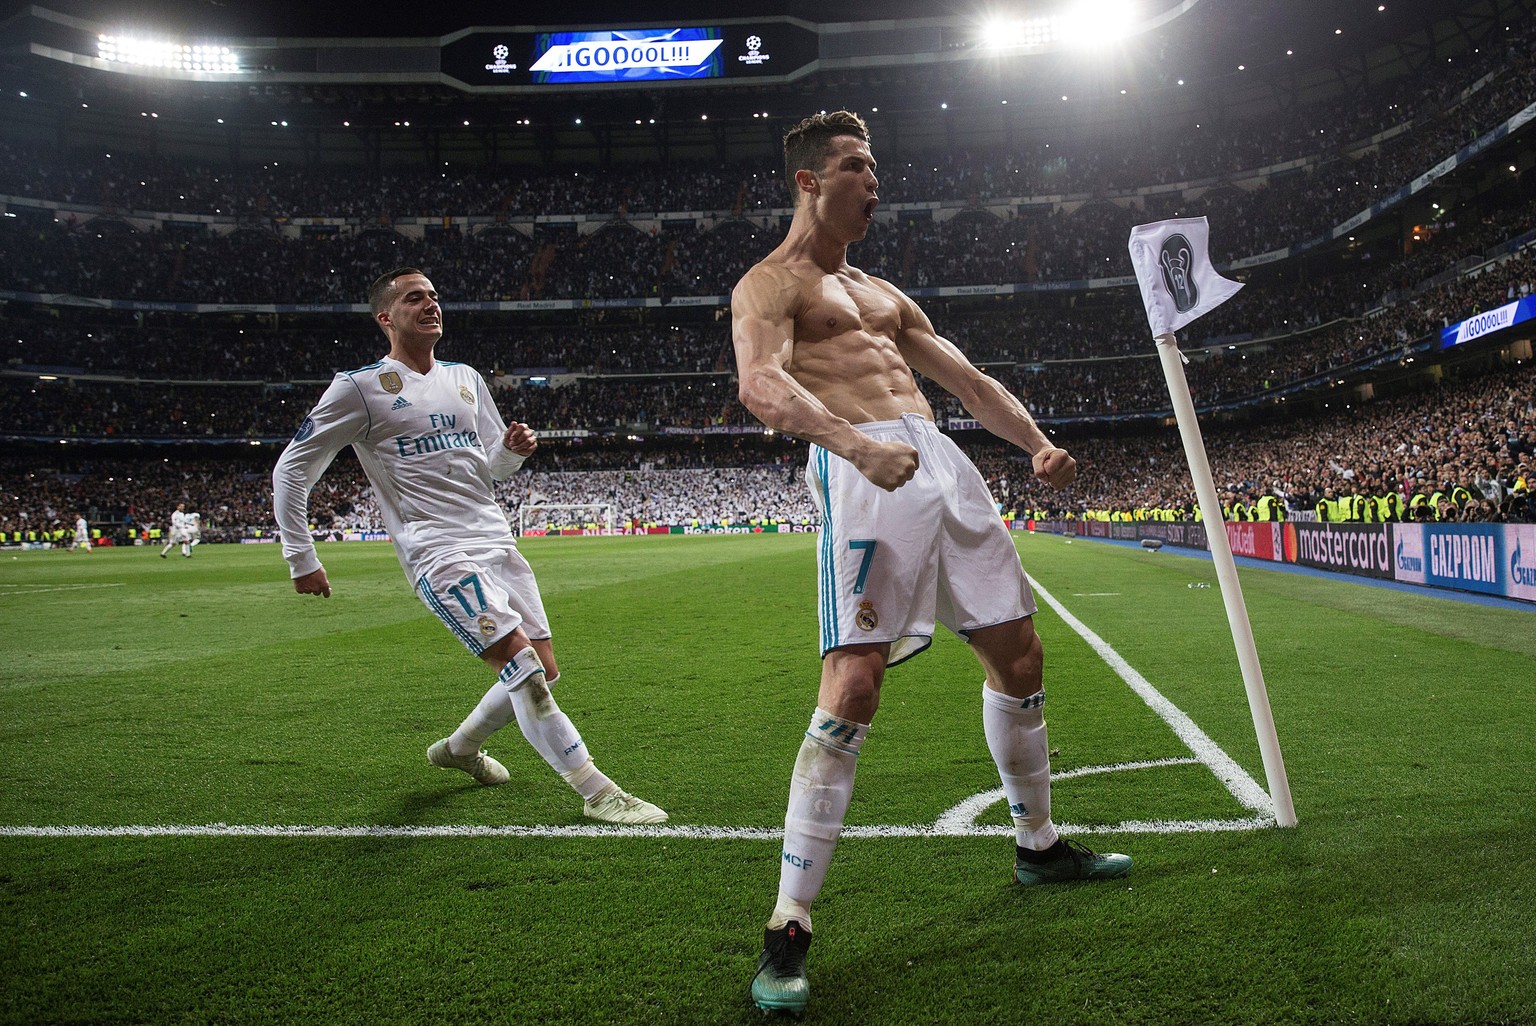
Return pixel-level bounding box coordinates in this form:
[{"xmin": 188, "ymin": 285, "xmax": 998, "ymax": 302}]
[{"xmin": 1127, "ymin": 216, "xmax": 1243, "ymax": 338}]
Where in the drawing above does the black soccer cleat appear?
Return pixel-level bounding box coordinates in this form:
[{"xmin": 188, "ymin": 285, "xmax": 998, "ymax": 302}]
[
  {"xmin": 1014, "ymin": 838, "xmax": 1132, "ymax": 885},
  {"xmin": 750, "ymin": 920, "xmax": 812, "ymax": 1016}
]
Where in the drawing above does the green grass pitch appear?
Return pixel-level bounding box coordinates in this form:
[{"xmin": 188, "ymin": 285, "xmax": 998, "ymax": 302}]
[{"xmin": 2, "ymin": 534, "xmax": 1533, "ymax": 1025}]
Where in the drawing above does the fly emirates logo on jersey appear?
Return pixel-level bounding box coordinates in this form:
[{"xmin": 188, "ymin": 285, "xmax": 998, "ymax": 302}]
[{"xmin": 394, "ymin": 413, "xmax": 481, "ymax": 458}]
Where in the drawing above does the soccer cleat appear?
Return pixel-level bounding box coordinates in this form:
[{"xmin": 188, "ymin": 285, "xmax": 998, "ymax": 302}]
[
  {"xmin": 426, "ymin": 738, "xmax": 509, "ymax": 786},
  {"xmin": 750, "ymin": 921, "xmax": 812, "ymax": 1016},
  {"xmin": 582, "ymin": 787, "xmax": 668, "ymax": 825},
  {"xmin": 1013, "ymin": 838, "xmax": 1132, "ymax": 885}
]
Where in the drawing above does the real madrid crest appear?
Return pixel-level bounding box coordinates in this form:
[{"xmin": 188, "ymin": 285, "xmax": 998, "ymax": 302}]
[
  {"xmin": 476, "ymin": 615, "xmax": 497, "ymax": 637},
  {"xmin": 459, "ymin": 386, "xmax": 475, "ymax": 405},
  {"xmin": 380, "ymin": 371, "xmax": 403, "ymax": 394},
  {"xmin": 855, "ymin": 601, "xmax": 879, "ymax": 632}
]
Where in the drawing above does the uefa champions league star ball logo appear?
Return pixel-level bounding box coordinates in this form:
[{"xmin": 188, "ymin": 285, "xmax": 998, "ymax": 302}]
[
  {"xmin": 739, "ymin": 34, "xmax": 770, "ymax": 65},
  {"xmin": 485, "ymin": 43, "xmax": 516, "ymax": 73}
]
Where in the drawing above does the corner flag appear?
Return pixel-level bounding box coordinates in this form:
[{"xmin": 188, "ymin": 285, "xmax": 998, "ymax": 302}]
[
  {"xmin": 1125, "ymin": 217, "xmax": 1297, "ymax": 829},
  {"xmin": 1127, "ymin": 216, "xmax": 1243, "ymax": 339}
]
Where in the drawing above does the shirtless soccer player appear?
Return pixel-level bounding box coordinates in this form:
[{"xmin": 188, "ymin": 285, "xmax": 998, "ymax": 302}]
[{"xmin": 731, "ymin": 111, "xmax": 1131, "ymax": 1016}]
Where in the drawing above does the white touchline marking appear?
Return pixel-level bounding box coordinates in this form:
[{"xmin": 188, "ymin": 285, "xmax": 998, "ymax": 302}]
[
  {"xmin": 0, "ymin": 583, "xmax": 127, "ymax": 596},
  {"xmin": 1027, "ymin": 573, "xmax": 1276, "ymax": 818},
  {"xmin": 0, "ymin": 815, "xmax": 1273, "ymax": 840}
]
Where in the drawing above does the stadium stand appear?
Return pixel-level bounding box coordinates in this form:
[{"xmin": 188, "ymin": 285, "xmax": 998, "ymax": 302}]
[{"xmin": 1, "ymin": 0, "xmax": 1533, "ymax": 543}]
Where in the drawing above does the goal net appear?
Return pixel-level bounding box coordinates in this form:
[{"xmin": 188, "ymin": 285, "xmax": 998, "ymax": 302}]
[{"xmin": 515, "ymin": 503, "xmax": 615, "ymax": 537}]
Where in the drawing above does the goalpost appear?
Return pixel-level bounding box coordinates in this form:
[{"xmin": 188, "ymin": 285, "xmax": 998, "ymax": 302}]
[{"xmin": 515, "ymin": 503, "xmax": 616, "ymax": 537}]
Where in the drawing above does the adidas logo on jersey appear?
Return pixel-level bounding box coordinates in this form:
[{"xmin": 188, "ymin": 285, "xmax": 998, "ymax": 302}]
[{"xmin": 390, "ymin": 396, "xmax": 413, "ymax": 410}]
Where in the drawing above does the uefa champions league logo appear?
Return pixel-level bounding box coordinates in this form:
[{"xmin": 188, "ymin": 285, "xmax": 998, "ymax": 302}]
[
  {"xmin": 485, "ymin": 42, "xmax": 517, "ymax": 74},
  {"xmin": 739, "ymin": 33, "xmax": 770, "ymax": 66}
]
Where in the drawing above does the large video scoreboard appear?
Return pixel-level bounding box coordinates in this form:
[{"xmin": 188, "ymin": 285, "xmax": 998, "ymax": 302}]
[
  {"xmin": 440, "ymin": 22, "xmax": 819, "ymax": 88},
  {"xmin": 19, "ymin": 9, "xmax": 824, "ymax": 92}
]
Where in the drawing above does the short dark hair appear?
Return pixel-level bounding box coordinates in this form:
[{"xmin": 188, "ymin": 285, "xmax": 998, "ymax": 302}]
[
  {"xmin": 783, "ymin": 110, "xmax": 869, "ymax": 201},
  {"xmin": 368, "ymin": 267, "xmax": 426, "ymax": 317}
]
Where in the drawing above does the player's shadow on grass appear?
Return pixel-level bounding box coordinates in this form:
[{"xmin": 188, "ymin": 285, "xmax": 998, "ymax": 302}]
[{"xmin": 385, "ymin": 785, "xmax": 477, "ymax": 823}]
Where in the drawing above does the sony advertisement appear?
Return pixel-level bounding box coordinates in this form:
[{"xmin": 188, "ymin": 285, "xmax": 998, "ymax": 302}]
[{"xmin": 440, "ymin": 23, "xmax": 817, "ymax": 89}]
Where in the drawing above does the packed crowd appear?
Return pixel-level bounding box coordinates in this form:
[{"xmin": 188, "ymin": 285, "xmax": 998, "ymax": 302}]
[
  {"xmin": 0, "ymin": 18, "xmax": 1531, "ymax": 307},
  {"xmin": 7, "ymin": 242, "xmax": 1530, "ymax": 433},
  {"xmin": 4, "ymin": 358, "xmax": 1530, "ymax": 545}
]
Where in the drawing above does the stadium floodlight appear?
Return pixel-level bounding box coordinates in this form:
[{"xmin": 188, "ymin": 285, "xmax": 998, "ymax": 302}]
[
  {"xmin": 97, "ymin": 34, "xmax": 241, "ymax": 74},
  {"xmin": 979, "ymin": 15, "xmax": 1057, "ymax": 50},
  {"xmin": 1057, "ymin": 0, "xmax": 1139, "ymax": 48},
  {"xmin": 982, "ymin": 1, "xmax": 1139, "ymax": 53}
]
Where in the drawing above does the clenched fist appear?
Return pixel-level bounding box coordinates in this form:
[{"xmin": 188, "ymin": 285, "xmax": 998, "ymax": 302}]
[{"xmin": 1032, "ymin": 447, "xmax": 1076, "ymax": 489}]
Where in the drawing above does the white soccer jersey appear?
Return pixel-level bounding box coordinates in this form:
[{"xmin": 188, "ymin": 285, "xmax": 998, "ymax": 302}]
[
  {"xmin": 187, "ymin": 512, "xmax": 201, "ymax": 538},
  {"xmin": 168, "ymin": 510, "xmax": 190, "ymax": 542},
  {"xmin": 74, "ymin": 517, "xmax": 88, "ymax": 538},
  {"xmin": 272, "ymin": 356, "xmax": 526, "ymax": 583}
]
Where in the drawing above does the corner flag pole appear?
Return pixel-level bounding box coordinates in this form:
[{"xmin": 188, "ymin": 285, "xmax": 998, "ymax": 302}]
[
  {"xmin": 1153, "ymin": 332, "xmax": 1296, "ymax": 827},
  {"xmin": 1127, "ymin": 217, "xmax": 1296, "ymax": 827}
]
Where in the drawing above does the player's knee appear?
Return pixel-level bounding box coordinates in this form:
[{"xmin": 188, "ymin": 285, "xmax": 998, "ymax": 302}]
[
  {"xmin": 826, "ymin": 677, "xmax": 881, "ymax": 721},
  {"xmin": 991, "ymin": 628, "xmax": 1043, "ymax": 693},
  {"xmin": 521, "ymin": 674, "xmax": 551, "ymax": 708}
]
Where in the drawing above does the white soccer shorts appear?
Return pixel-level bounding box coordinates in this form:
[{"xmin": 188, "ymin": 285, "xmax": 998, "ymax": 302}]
[
  {"xmin": 414, "ymin": 545, "xmax": 553, "ymax": 657},
  {"xmin": 807, "ymin": 413, "xmax": 1037, "ymax": 666}
]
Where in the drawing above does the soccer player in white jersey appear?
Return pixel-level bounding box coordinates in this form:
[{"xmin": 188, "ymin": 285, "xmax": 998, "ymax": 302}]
[
  {"xmin": 71, "ymin": 514, "xmax": 92, "ymax": 552},
  {"xmin": 160, "ymin": 503, "xmax": 190, "ymax": 558},
  {"xmin": 272, "ymin": 267, "xmax": 665, "ymax": 825},
  {"xmin": 731, "ymin": 112, "xmax": 1129, "ymax": 1015},
  {"xmin": 186, "ymin": 511, "xmax": 202, "ymax": 552}
]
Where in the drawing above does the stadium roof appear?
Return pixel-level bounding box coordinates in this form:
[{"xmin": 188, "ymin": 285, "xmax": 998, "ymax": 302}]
[
  {"xmin": 3, "ymin": 0, "xmax": 1505, "ymax": 43},
  {"xmin": 0, "ymin": 0, "xmax": 1528, "ymax": 165}
]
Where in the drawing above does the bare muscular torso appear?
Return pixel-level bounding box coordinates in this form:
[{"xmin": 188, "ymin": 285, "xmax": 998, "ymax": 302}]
[{"xmin": 778, "ymin": 262, "xmax": 935, "ymax": 426}]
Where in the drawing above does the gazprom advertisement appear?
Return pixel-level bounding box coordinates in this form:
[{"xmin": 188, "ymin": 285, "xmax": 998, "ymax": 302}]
[
  {"xmin": 1440, "ymin": 295, "xmax": 1536, "ymax": 349},
  {"xmin": 1393, "ymin": 523, "xmax": 1536, "ymax": 602},
  {"xmin": 531, "ymin": 28, "xmax": 723, "ymax": 83}
]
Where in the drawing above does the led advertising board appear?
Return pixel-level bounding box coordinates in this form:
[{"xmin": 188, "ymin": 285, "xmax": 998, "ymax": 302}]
[{"xmin": 440, "ymin": 23, "xmax": 817, "ymax": 88}]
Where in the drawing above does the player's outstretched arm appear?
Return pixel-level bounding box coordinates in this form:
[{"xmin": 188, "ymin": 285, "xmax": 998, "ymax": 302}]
[
  {"xmin": 732, "ymin": 265, "xmax": 917, "ymax": 491},
  {"xmin": 888, "ymin": 282, "xmax": 1075, "ymax": 489}
]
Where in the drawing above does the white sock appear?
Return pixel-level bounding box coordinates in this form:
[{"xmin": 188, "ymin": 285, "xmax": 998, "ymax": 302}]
[
  {"xmin": 502, "ymin": 647, "xmax": 613, "ymax": 801},
  {"xmin": 769, "ymin": 708, "xmax": 869, "ymax": 933},
  {"xmin": 447, "ymin": 682, "xmax": 516, "ymax": 757},
  {"xmin": 982, "ymin": 683, "xmax": 1060, "ymax": 852}
]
